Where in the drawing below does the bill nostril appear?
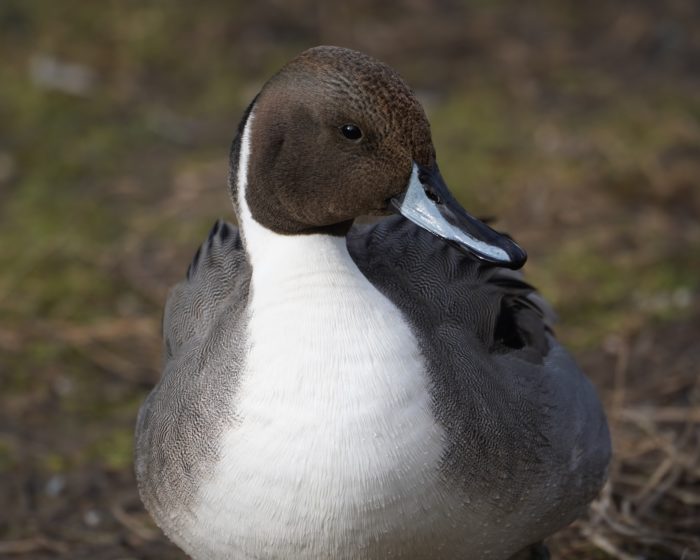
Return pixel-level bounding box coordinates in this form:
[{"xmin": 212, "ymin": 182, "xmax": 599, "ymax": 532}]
[{"xmin": 424, "ymin": 188, "xmax": 442, "ymax": 205}]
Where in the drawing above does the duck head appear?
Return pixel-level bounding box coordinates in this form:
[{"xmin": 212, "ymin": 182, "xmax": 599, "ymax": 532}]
[{"xmin": 229, "ymin": 46, "xmax": 526, "ymax": 269}]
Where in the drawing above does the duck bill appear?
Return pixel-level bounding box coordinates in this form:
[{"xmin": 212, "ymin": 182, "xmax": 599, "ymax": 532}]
[{"xmin": 390, "ymin": 163, "xmax": 527, "ymax": 269}]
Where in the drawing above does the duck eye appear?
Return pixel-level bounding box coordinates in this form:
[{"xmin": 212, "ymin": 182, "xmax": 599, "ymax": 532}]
[{"xmin": 340, "ymin": 124, "xmax": 363, "ymax": 141}]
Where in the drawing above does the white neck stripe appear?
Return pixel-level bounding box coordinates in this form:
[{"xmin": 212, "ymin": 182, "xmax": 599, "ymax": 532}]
[{"xmin": 236, "ymin": 108, "xmax": 256, "ymax": 235}]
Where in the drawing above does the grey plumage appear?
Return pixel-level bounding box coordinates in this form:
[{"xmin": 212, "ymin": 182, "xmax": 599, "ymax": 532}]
[
  {"xmin": 135, "ymin": 220, "xmax": 250, "ymax": 544},
  {"xmin": 136, "ymin": 216, "xmax": 610, "ymax": 551},
  {"xmin": 350, "ymin": 217, "xmax": 609, "ymax": 545}
]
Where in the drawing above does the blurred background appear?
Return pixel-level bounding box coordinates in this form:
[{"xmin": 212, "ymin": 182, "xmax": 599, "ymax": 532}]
[{"xmin": 0, "ymin": 1, "xmax": 698, "ymax": 558}]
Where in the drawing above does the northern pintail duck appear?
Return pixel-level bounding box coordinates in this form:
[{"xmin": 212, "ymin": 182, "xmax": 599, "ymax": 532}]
[{"xmin": 135, "ymin": 46, "xmax": 611, "ymax": 560}]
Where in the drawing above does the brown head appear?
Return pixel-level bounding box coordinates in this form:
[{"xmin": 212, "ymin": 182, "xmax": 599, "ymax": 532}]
[{"xmin": 229, "ymin": 46, "xmax": 526, "ymax": 268}]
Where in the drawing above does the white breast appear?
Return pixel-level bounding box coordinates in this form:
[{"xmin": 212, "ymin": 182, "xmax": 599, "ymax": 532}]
[
  {"xmin": 176, "ymin": 110, "xmax": 466, "ymax": 559},
  {"xmin": 185, "ymin": 232, "xmax": 464, "ymax": 559}
]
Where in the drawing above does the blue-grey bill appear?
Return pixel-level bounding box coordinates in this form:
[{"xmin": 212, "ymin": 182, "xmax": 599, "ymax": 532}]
[{"xmin": 391, "ymin": 163, "xmax": 527, "ymax": 269}]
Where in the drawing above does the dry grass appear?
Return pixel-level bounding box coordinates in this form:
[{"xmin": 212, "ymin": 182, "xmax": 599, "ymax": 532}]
[{"xmin": 551, "ymin": 324, "xmax": 700, "ymax": 559}]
